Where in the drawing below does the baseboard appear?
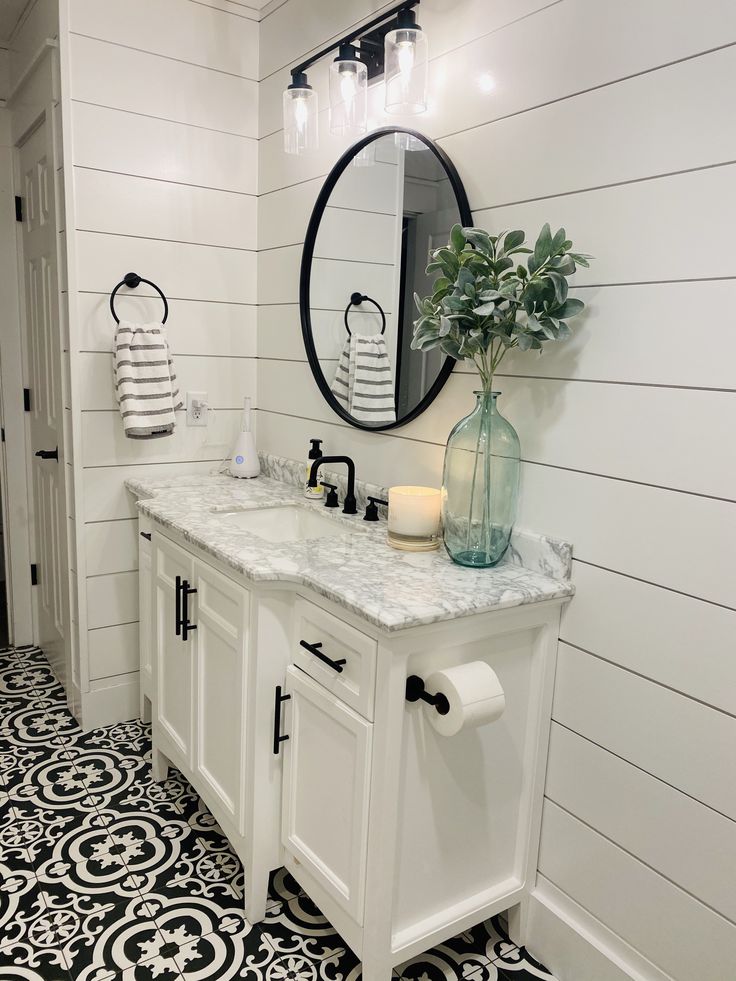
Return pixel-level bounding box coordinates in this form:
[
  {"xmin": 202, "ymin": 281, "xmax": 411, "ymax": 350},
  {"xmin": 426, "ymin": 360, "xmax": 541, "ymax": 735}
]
[
  {"xmin": 525, "ymin": 877, "xmax": 672, "ymax": 981},
  {"xmin": 80, "ymin": 672, "xmax": 140, "ymax": 730}
]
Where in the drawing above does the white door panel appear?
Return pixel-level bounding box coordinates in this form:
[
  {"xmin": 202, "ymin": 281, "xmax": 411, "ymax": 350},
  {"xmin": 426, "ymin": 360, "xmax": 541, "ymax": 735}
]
[{"xmin": 19, "ymin": 119, "xmax": 68, "ymax": 682}]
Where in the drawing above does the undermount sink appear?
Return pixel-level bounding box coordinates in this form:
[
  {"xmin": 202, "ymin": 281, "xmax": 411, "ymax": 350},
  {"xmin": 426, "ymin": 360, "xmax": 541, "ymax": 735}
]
[{"xmin": 213, "ymin": 505, "xmax": 364, "ymax": 543}]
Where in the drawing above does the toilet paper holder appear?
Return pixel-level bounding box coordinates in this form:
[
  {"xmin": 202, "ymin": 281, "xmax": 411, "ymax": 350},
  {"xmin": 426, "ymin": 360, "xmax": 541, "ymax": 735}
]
[{"xmin": 405, "ymin": 675, "xmax": 450, "ymax": 716}]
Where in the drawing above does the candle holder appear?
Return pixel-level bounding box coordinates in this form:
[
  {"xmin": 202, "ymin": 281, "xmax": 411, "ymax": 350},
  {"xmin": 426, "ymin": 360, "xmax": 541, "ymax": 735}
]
[{"xmin": 387, "ymin": 486, "xmax": 441, "ymax": 551}]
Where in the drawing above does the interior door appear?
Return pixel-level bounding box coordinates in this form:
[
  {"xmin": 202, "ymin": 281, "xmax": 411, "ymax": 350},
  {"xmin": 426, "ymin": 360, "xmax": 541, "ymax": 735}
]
[
  {"xmin": 18, "ymin": 119, "xmax": 68, "ymax": 680},
  {"xmin": 193, "ymin": 559, "xmax": 248, "ymax": 831},
  {"xmin": 154, "ymin": 534, "xmax": 195, "ymax": 764},
  {"xmin": 282, "ymin": 666, "xmax": 372, "ymax": 923}
]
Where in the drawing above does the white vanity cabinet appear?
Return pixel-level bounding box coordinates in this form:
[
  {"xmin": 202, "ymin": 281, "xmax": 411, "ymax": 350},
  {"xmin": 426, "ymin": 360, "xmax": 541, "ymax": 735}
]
[
  {"xmin": 278, "ymin": 594, "xmax": 563, "ymax": 981},
  {"xmin": 145, "ymin": 523, "xmax": 566, "ymax": 980}
]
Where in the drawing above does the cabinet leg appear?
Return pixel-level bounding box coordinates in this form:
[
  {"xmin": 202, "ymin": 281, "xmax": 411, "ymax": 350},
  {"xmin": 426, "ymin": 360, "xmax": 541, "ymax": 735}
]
[
  {"xmin": 140, "ymin": 691, "xmax": 151, "ymax": 724},
  {"xmin": 359, "ymin": 954, "xmax": 393, "ymax": 981},
  {"xmin": 507, "ymin": 902, "xmax": 525, "ymax": 947},
  {"xmin": 244, "ymin": 860, "xmax": 269, "ymax": 925},
  {"xmin": 151, "ymin": 747, "xmax": 170, "ymax": 783}
]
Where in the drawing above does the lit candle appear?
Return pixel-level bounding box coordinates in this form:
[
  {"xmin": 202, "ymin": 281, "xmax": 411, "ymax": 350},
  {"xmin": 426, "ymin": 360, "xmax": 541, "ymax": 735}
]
[{"xmin": 387, "ymin": 486, "xmax": 441, "ymax": 551}]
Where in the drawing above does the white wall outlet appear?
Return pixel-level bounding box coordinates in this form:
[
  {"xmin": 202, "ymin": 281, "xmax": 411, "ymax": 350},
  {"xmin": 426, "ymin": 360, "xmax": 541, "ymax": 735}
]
[{"xmin": 186, "ymin": 391, "xmax": 208, "ymax": 427}]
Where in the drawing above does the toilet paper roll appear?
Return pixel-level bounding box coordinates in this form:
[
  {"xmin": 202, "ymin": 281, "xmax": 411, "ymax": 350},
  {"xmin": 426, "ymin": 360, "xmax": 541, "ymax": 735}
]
[{"xmin": 424, "ymin": 661, "xmax": 505, "ymax": 737}]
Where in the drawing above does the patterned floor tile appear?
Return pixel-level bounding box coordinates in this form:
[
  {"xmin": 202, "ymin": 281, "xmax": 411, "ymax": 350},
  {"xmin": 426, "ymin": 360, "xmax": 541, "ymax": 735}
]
[
  {"xmin": 173, "ymin": 924, "xmax": 273, "ymax": 980},
  {"xmin": 260, "ymin": 892, "xmax": 353, "ymax": 963},
  {"xmin": 44, "ymin": 892, "xmax": 165, "ymax": 981}
]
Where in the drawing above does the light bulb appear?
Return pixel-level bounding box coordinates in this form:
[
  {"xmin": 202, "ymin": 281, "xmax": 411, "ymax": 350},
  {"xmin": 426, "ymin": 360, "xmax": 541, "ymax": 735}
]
[
  {"xmin": 283, "ymin": 72, "xmax": 318, "ymax": 155},
  {"xmin": 397, "ymin": 40, "xmax": 415, "ymax": 82},
  {"xmin": 329, "ymin": 43, "xmax": 367, "ymax": 136},
  {"xmin": 384, "ymin": 10, "xmax": 428, "ymax": 115}
]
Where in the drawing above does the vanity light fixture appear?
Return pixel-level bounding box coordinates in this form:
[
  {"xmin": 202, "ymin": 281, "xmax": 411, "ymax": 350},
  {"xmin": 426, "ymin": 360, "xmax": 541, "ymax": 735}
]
[
  {"xmin": 282, "ymin": 1, "xmax": 427, "ymax": 155},
  {"xmin": 283, "ymin": 71, "xmax": 318, "ymax": 155},
  {"xmin": 384, "ymin": 7, "xmax": 428, "ymax": 115},
  {"xmin": 329, "ymin": 42, "xmax": 368, "ymax": 136}
]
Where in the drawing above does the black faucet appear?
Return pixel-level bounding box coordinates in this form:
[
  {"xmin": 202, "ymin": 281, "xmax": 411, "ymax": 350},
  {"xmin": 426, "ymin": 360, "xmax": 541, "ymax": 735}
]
[{"xmin": 307, "ymin": 456, "xmax": 357, "ymax": 514}]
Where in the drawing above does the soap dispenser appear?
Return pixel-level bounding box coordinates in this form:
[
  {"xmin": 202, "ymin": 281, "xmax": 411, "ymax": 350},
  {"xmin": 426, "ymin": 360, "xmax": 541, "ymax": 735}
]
[{"xmin": 304, "ymin": 438, "xmax": 324, "ymax": 499}]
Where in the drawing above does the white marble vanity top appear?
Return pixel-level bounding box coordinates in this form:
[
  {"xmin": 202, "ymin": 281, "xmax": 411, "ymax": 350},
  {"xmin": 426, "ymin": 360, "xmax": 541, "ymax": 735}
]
[{"xmin": 127, "ymin": 456, "xmax": 574, "ymax": 632}]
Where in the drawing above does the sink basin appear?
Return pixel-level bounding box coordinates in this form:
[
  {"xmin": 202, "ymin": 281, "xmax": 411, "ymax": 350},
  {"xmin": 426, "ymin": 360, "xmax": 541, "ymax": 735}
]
[{"xmin": 213, "ymin": 505, "xmax": 364, "ymax": 543}]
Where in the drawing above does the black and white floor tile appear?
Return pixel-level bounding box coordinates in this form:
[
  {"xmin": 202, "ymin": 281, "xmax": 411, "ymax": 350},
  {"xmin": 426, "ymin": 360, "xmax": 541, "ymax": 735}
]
[{"xmin": 0, "ymin": 646, "xmax": 558, "ymax": 981}]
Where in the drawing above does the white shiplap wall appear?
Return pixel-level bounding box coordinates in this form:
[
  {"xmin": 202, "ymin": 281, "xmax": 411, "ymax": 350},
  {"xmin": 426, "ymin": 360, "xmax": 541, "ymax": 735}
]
[
  {"xmin": 60, "ymin": 0, "xmax": 259, "ymax": 722},
  {"xmin": 256, "ymin": 1, "xmax": 736, "ymax": 979}
]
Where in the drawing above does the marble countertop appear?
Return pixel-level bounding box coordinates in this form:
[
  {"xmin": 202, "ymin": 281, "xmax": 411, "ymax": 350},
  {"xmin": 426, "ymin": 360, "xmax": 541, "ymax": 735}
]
[{"xmin": 127, "ymin": 462, "xmax": 574, "ymax": 632}]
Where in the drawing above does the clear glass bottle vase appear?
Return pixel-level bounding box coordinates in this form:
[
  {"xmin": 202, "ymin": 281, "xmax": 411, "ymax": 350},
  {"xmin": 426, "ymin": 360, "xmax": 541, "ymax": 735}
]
[{"xmin": 442, "ymin": 390, "xmax": 520, "ymax": 568}]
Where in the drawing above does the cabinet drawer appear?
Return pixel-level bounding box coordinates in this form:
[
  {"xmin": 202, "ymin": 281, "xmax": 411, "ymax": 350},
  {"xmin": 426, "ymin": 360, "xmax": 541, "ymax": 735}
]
[{"xmin": 293, "ymin": 597, "xmax": 377, "ymax": 720}]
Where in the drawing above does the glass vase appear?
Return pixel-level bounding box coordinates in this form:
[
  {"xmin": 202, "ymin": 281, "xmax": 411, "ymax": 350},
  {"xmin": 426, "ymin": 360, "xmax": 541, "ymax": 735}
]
[{"xmin": 442, "ymin": 391, "xmax": 520, "ymax": 568}]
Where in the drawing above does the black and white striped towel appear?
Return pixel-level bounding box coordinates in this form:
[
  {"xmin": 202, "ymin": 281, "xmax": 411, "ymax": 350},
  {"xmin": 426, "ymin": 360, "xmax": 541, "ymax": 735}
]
[
  {"xmin": 113, "ymin": 321, "xmax": 182, "ymax": 439},
  {"xmin": 330, "ymin": 333, "xmax": 396, "ymax": 425}
]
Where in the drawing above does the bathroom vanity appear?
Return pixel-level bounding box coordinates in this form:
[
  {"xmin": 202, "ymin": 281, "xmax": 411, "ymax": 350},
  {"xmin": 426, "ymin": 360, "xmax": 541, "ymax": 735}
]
[{"xmin": 130, "ymin": 461, "xmax": 573, "ymax": 980}]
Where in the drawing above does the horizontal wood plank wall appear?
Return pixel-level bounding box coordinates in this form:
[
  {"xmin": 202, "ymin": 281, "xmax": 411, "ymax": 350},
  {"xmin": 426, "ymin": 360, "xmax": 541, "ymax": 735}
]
[
  {"xmin": 256, "ymin": 1, "xmax": 736, "ymax": 978},
  {"xmin": 64, "ymin": 0, "xmax": 258, "ymax": 700}
]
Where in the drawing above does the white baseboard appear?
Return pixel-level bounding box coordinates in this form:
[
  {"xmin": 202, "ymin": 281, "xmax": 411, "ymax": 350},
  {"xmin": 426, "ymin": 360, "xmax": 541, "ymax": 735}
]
[
  {"xmin": 80, "ymin": 672, "xmax": 140, "ymax": 730},
  {"xmin": 526, "ymin": 877, "xmax": 672, "ymax": 981}
]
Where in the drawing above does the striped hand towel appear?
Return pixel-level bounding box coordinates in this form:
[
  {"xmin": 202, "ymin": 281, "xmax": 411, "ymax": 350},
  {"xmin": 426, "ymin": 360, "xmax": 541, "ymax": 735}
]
[
  {"xmin": 113, "ymin": 321, "xmax": 182, "ymax": 439},
  {"xmin": 330, "ymin": 333, "xmax": 396, "ymax": 425}
]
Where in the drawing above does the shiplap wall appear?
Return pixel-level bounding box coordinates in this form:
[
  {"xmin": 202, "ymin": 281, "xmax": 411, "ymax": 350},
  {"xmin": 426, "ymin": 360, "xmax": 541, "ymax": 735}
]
[
  {"xmin": 60, "ymin": 0, "xmax": 259, "ymax": 722},
  {"xmin": 256, "ymin": 1, "xmax": 736, "ymax": 978}
]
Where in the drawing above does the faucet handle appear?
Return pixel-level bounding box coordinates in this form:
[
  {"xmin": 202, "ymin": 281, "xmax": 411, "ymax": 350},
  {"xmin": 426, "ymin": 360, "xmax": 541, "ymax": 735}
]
[
  {"xmin": 321, "ymin": 482, "xmax": 339, "ymax": 508},
  {"xmin": 364, "ymin": 496, "xmax": 388, "ymax": 521}
]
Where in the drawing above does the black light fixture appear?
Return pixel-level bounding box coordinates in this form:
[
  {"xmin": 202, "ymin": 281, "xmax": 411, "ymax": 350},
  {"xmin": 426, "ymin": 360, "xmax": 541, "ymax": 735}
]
[{"xmin": 282, "ymin": 1, "xmax": 426, "ymax": 156}]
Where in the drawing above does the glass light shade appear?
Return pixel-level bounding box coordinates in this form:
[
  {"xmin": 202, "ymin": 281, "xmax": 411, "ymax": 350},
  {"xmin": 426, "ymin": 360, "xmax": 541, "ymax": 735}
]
[
  {"xmin": 283, "ymin": 82, "xmax": 318, "ymax": 155},
  {"xmin": 329, "ymin": 55, "xmax": 367, "ymax": 136},
  {"xmin": 384, "ymin": 24, "xmax": 428, "ymax": 114}
]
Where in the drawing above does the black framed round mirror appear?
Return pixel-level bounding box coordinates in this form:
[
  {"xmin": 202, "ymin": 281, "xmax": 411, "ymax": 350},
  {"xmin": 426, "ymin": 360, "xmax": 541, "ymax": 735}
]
[{"xmin": 300, "ymin": 127, "xmax": 472, "ymax": 431}]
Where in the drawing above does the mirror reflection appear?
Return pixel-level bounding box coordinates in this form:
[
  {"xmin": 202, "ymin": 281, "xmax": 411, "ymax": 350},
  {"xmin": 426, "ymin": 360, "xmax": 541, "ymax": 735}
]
[{"xmin": 304, "ymin": 130, "xmax": 469, "ymax": 429}]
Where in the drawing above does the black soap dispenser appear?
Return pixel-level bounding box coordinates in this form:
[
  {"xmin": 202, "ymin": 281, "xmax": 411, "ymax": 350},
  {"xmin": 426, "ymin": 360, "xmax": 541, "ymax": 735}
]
[{"xmin": 304, "ymin": 438, "xmax": 324, "ymax": 499}]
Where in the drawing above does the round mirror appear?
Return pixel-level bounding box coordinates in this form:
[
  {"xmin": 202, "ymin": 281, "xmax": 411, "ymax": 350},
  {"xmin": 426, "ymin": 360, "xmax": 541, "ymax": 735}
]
[{"xmin": 300, "ymin": 127, "xmax": 472, "ymax": 431}]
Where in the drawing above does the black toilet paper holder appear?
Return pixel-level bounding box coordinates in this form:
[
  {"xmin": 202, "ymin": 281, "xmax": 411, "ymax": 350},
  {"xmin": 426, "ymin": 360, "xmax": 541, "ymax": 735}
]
[{"xmin": 405, "ymin": 675, "xmax": 450, "ymax": 716}]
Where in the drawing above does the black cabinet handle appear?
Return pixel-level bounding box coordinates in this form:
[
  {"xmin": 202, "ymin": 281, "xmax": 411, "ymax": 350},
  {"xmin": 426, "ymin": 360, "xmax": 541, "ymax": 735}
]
[
  {"xmin": 273, "ymin": 685, "xmax": 291, "ymax": 755},
  {"xmin": 140, "ymin": 531, "xmax": 152, "ymax": 541},
  {"xmin": 175, "ymin": 575, "xmax": 182, "ymax": 637},
  {"xmin": 299, "ymin": 639, "xmax": 346, "ymax": 674},
  {"xmin": 182, "ymin": 579, "xmax": 197, "ymax": 642},
  {"xmin": 35, "ymin": 447, "xmax": 58, "ymax": 461}
]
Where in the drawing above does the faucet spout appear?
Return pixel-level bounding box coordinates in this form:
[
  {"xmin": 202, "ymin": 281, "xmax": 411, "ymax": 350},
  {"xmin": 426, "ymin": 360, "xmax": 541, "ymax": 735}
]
[{"xmin": 308, "ymin": 455, "xmax": 357, "ymax": 515}]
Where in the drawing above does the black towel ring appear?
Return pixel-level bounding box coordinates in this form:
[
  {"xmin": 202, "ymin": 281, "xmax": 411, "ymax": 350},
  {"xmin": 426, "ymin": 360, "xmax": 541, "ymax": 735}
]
[
  {"xmin": 344, "ymin": 292, "xmax": 386, "ymax": 336},
  {"xmin": 110, "ymin": 272, "xmax": 169, "ymax": 325}
]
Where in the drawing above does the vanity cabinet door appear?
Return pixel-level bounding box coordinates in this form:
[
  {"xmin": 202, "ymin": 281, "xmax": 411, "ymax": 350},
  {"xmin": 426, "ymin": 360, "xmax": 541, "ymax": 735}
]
[
  {"xmin": 154, "ymin": 535, "xmax": 195, "ymax": 765},
  {"xmin": 192, "ymin": 560, "xmax": 249, "ymax": 833},
  {"xmin": 282, "ymin": 666, "xmax": 372, "ymax": 923}
]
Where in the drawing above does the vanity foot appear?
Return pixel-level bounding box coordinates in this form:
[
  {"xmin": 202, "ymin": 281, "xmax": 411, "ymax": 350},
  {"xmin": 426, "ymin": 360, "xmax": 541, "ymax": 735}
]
[
  {"xmin": 360, "ymin": 955, "xmax": 393, "ymax": 981},
  {"xmin": 244, "ymin": 862, "xmax": 269, "ymax": 924},
  {"xmin": 151, "ymin": 747, "xmax": 170, "ymax": 782}
]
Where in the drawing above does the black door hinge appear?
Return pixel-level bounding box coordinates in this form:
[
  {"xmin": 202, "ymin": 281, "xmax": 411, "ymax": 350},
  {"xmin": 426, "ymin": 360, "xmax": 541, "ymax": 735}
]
[
  {"xmin": 30, "ymin": 564, "xmax": 38, "ymax": 586},
  {"xmin": 23, "ymin": 388, "xmax": 31, "ymax": 412},
  {"xmin": 15, "ymin": 196, "xmax": 22, "ymax": 222},
  {"xmin": 1, "ymin": 428, "xmax": 4, "ymax": 442}
]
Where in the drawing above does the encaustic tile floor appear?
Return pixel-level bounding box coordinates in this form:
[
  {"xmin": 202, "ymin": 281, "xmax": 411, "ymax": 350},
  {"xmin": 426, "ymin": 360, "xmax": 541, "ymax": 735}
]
[{"xmin": 0, "ymin": 645, "xmax": 558, "ymax": 981}]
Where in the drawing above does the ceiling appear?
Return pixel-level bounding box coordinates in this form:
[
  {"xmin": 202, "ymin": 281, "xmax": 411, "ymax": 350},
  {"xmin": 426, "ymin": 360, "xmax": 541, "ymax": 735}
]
[{"xmin": 0, "ymin": 0, "xmax": 30, "ymax": 44}]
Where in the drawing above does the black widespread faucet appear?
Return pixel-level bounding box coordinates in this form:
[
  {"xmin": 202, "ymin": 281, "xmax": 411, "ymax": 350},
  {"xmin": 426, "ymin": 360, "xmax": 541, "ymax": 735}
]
[{"xmin": 307, "ymin": 456, "xmax": 357, "ymax": 514}]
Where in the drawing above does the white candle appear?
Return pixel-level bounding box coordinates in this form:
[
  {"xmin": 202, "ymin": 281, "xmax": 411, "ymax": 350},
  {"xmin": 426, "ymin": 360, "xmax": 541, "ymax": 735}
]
[{"xmin": 387, "ymin": 486, "xmax": 441, "ymax": 550}]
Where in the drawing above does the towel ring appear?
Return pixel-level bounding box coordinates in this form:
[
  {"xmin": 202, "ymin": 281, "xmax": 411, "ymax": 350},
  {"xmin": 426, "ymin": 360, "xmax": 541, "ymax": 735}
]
[
  {"xmin": 344, "ymin": 292, "xmax": 386, "ymax": 336},
  {"xmin": 110, "ymin": 272, "xmax": 169, "ymax": 325}
]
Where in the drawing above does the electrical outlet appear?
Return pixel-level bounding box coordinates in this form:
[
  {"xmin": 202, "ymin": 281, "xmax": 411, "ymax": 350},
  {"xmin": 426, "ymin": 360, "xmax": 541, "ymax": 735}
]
[{"xmin": 186, "ymin": 391, "xmax": 208, "ymax": 427}]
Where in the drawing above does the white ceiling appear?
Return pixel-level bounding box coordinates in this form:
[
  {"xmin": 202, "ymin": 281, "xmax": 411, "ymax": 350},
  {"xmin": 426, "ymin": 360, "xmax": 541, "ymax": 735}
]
[{"xmin": 0, "ymin": 0, "xmax": 30, "ymax": 44}]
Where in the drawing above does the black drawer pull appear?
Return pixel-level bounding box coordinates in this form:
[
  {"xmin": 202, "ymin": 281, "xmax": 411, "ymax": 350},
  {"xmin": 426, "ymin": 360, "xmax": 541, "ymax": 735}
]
[
  {"xmin": 273, "ymin": 685, "xmax": 291, "ymax": 755},
  {"xmin": 175, "ymin": 575, "xmax": 182, "ymax": 637},
  {"xmin": 182, "ymin": 579, "xmax": 197, "ymax": 642},
  {"xmin": 300, "ymin": 639, "xmax": 346, "ymax": 674},
  {"xmin": 140, "ymin": 531, "xmax": 152, "ymax": 541}
]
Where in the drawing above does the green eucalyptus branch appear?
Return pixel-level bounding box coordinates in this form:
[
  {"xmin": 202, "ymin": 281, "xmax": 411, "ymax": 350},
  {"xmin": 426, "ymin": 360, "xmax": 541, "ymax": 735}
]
[{"xmin": 411, "ymin": 222, "xmax": 592, "ymax": 392}]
